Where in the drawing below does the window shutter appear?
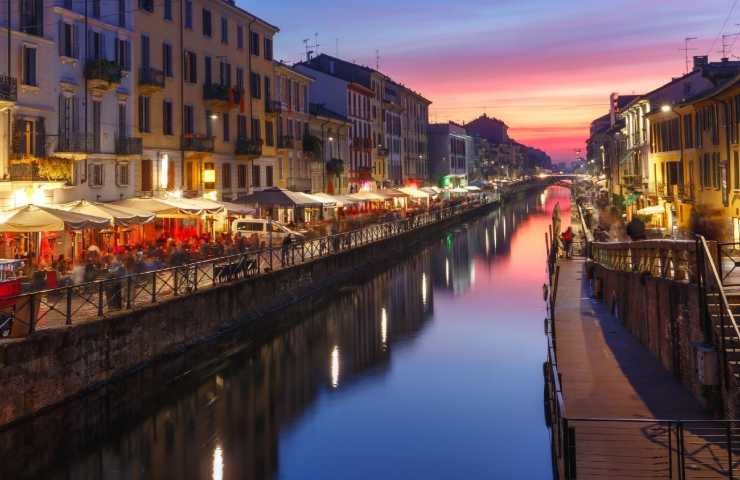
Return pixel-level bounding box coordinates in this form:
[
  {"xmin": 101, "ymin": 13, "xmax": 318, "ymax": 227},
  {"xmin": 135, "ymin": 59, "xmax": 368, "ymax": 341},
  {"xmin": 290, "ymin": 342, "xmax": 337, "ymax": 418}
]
[
  {"xmin": 125, "ymin": 40, "xmax": 132, "ymax": 70},
  {"xmin": 58, "ymin": 21, "xmax": 64, "ymax": 56},
  {"xmin": 73, "ymin": 24, "xmax": 80, "ymax": 58},
  {"xmin": 100, "ymin": 34, "xmax": 107, "ymax": 60},
  {"xmin": 36, "ymin": 117, "xmax": 45, "ymax": 157},
  {"xmin": 11, "ymin": 117, "xmax": 23, "ymax": 158}
]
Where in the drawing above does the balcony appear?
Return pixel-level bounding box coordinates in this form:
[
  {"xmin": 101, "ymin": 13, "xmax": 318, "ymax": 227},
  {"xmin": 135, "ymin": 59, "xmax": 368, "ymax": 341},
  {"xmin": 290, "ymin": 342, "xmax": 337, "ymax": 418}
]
[
  {"xmin": 85, "ymin": 59, "xmax": 123, "ymax": 92},
  {"xmin": 376, "ymin": 145, "xmax": 389, "ymax": 157},
  {"xmin": 278, "ymin": 135, "xmax": 295, "ymax": 150},
  {"xmin": 181, "ymin": 135, "xmax": 214, "ymax": 153},
  {"xmin": 203, "ymin": 84, "xmax": 242, "ymax": 112},
  {"xmin": 287, "ymin": 177, "xmax": 312, "ymax": 193},
  {"xmin": 0, "ymin": 75, "xmax": 18, "ymax": 109},
  {"xmin": 115, "ymin": 136, "xmax": 143, "ymax": 156},
  {"xmin": 266, "ymin": 100, "xmax": 285, "ymax": 115},
  {"xmin": 138, "ymin": 67, "xmax": 165, "ymax": 94},
  {"xmin": 7, "ymin": 159, "xmax": 73, "ymax": 184},
  {"xmin": 54, "ymin": 133, "xmax": 100, "ymax": 155},
  {"xmin": 235, "ymin": 138, "xmax": 262, "ymax": 158},
  {"xmin": 302, "ymin": 134, "xmax": 322, "ymax": 160}
]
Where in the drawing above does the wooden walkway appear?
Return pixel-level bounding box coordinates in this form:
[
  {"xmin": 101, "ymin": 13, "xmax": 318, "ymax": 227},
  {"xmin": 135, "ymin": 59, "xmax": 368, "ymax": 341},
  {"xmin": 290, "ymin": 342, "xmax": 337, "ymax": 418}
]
[{"xmin": 553, "ymin": 258, "xmax": 737, "ymax": 479}]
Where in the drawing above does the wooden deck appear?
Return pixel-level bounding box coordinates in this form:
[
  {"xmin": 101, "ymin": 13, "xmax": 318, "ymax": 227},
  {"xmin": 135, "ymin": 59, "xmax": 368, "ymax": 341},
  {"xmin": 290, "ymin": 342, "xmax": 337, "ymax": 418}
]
[{"xmin": 553, "ymin": 258, "xmax": 737, "ymax": 479}]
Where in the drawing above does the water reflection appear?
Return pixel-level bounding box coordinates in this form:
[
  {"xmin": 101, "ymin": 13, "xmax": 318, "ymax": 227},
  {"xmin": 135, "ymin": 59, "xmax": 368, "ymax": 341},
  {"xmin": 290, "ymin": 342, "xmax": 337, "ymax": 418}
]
[{"xmin": 0, "ymin": 186, "xmax": 572, "ymax": 480}]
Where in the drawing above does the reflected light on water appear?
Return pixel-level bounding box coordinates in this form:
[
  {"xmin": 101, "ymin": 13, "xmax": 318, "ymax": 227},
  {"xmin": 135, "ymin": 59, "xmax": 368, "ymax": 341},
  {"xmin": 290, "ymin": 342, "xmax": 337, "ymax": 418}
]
[
  {"xmin": 485, "ymin": 230, "xmax": 490, "ymax": 255},
  {"xmin": 445, "ymin": 258, "xmax": 450, "ymax": 287},
  {"xmin": 421, "ymin": 273, "xmax": 428, "ymax": 305},
  {"xmin": 540, "ymin": 192, "xmax": 547, "ymax": 206},
  {"xmin": 503, "ymin": 216, "xmax": 507, "ymax": 239},
  {"xmin": 493, "ymin": 225, "xmax": 497, "ymax": 250},
  {"xmin": 331, "ymin": 346, "xmax": 340, "ymax": 388},
  {"xmin": 381, "ymin": 308, "xmax": 388, "ymax": 345},
  {"xmin": 470, "ymin": 264, "xmax": 476, "ymax": 286},
  {"xmin": 212, "ymin": 445, "xmax": 223, "ymax": 480}
]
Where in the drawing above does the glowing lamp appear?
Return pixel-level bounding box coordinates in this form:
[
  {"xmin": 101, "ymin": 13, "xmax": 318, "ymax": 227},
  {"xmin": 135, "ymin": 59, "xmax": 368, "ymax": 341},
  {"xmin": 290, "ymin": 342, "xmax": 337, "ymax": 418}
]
[
  {"xmin": 203, "ymin": 169, "xmax": 216, "ymax": 184},
  {"xmin": 661, "ymin": 104, "xmax": 671, "ymax": 113},
  {"xmin": 210, "ymin": 114, "xmax": 219, "ymax": 120}
]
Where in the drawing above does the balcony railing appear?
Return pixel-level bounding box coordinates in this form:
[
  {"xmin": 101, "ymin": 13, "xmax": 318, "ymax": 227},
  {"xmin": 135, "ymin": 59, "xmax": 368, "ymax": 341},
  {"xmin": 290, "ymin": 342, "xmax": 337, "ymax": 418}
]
[
  {"xmin": 85, "ymin": 59, "xmax": 123, "ymax": 86},
  {"xmin": 235, "ymin": 138, "xmax": 262, "ymax": 156},
  {"xmin": 55, "ymin": 133, "xmax": 100, "ymax": 154},
  {"xmin": 203, "ymin": 84, "xmax": 243, "ymax": 107},
  {"xmin": 7, "ymin": 159, "xmax": 73, "ymax": 183},
  {"xmin": 138, "ymin": 67, "xmax": 165, "ymax": 90},
  {"xmin": 377, "ymin": 146, "xmax": 389, "ymax": 157},
  {"xmin": 266, "ymin": 100, "xmax": 284, "ymax": 114},
  {"xmin": 181, "ymin": 135, "xmax": 214, "ymax": 152},
  {"xmin": 0, "ymin": 75, "xmax": 18, "ymax": 103},
  {"xmin": 115, "ymin": 136, "xmax": 143, "ymax": 155},
  {"xmin": 278, "ymin": 135, "xmax": 295, "ymax": 149}
]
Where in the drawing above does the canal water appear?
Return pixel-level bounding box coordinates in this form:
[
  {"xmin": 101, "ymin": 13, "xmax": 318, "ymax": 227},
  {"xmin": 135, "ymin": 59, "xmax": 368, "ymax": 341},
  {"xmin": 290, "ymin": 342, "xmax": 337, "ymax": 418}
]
[{"xmin": 1, "ymin": 186, "xmax": 571, "ymax": 480}]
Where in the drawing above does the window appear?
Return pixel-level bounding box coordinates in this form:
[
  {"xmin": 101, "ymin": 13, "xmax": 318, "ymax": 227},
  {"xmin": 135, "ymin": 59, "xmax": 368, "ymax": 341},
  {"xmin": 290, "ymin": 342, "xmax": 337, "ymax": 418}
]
[
  {"xmin": 92, "ymin": 0, "xmax": 100, "ymax": 18},
  {"xmin": 204, "ymin": 56, "xmax": 212, "ymax": 85},
  {"xmin": 222, "ymin": 163, "xmax": 231, "ymax": 189},
  {"xmin": 163, "ymin": 100, "xmax": 173, "ymax": 135},
  {"xmin": 115, "ymin": 39, "xmax": 131, "ymax": 70},
  {"xmin": 221, "ymin": 17, "xmax": 228, "ymax": 44},
  {"xmin": 237, "ymin": 165, "xmax": 247, "ymax": 189},
  {"xmin": 184, "ymin": 0, "xmax": 192, "ymax": 29},
  {"xmin": 141, "ymin": 159, "xmax": 153, "ymax": 191},
  {"xmin": 202, "ymin": 9, "xmax": 212, "ymax": 37},
  {"xmin": 138, "ymin": 0, "xmax": 154, "ymax": 13},
  {"xmin": 250, "ymin": 73, "xmax": 261, "ymax": 99},
  {"xmin": 141, "ymin": 34, "xmax": 150, "ymax": 68},
  {"xmin": 219, "ymin": 61, "xmax": 230, "ymax": 86},
  {"xmin": 204, "ymin": 162, "xmax": 215, "ymax": 189},
  {"xmin": 118, "ymin": 0, "xmax": 125, "ymax": 27},
  {"xmin": 22, "ymin": 46, "xmax": 37, "ymax": 86},
  {"xmin": 222, "ymin": 113, "xmax": 230, "ymax": 142},
  {"xmin": 116, "ymin": 162, "xmax": 130, "ymax": 187},
  {"xmin": 264, "ymin": 37, "xmax": 272, "ymax": 60},
  {"xmin": 138, "ymin": 96, "xmax": 150, "ymax": 133},
  {"xmin": 20, "ymin": 0, "xmax": 43, "ymax": 36},
  {"xmin": 118, "ymin": 103, "xmax": 127, "ymax": 137},
  {"xmin": 163, "ymin": 0, "xmax": 172, "ymax": 20},
  {"xmin": 59, "ymin": 22, "xmax": 79, "ymax": 58},
  {"xmin": 236, "ymin": 68, "xmax": 244, "ymax": 91},
  {"xmin": 205, "ymin": 110, "xmax": 213, "ymax": 137},
  {"xmin": 266, "ymin": 166, "xmax": 274, "ymax": 187},
  {"xmin": 162, "ymin": 43, "xmax": 173, "ymax": 77},
  {"xmin": 251, "ymin": 118, "xmax": 261, "ymax": 141},
  {"xmin": 237, "ymin": 115, "xmax": 247, "ymax": 139},
  {"xmin": 264, "ymin": 77, "xmax": 271, "ymax": 103},
  {"xmin": 184, "ymin": 51, "xmax": 197, "ymax": 83},
  {"xmin": 237, "ymin": 26, "xmax": 244, "ymax": 49},
  {"xmin": 252, "ymin": 165, "xmax": 260, "ymax": 187},
  {"xmin": 89, "ymin": 163, "xmax": 104, "ymax": 187},
  {"xmin": 251, "ymin": 31, "xmax": 260, "ymax": 56},
  {"xmin": 183, "ymin": 105, "xmax": 194, "ymax": 135},
  {"xmin": 265, "ymin": 121, "xmax": 274, "ymax": 147},
  {"xmin": 735, "ymin": 151, "xmax": 740, "ymax": 190},
  {"xmin": 92, "ymin": 100, "xmax": 102, "ymax": 150}
]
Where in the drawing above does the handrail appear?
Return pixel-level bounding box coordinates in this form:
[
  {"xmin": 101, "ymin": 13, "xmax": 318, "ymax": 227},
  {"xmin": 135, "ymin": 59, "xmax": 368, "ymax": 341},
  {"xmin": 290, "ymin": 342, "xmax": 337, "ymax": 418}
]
[{"xmin": 698, "ymin": 235, "xmax": 740, "ymax": 345}]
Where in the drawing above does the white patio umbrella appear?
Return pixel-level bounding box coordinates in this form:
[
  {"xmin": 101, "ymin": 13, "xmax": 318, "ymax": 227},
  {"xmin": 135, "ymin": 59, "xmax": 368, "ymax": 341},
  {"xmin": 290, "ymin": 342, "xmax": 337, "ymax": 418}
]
[
  {"xmin": 0, "ymin": 205, "xmax": 111, "ymax": 232},
  {"xmin": 59, "ymin": 200, "xmax": 155, "ymax": 227}
]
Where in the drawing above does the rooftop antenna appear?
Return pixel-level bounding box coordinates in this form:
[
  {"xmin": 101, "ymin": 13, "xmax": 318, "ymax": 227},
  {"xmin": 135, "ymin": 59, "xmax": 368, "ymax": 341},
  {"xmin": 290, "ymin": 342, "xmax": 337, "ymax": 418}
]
[
  {"xmin": 681, "ymin": 36, "xmax": 698, "ymax": 73},
  {"xmin": 720, "ymin": 31, "xmax": 740, "ymax": 59},
  {"xmin": 303, "ymin": 33, "xmax": 320, "ymax": 62}
]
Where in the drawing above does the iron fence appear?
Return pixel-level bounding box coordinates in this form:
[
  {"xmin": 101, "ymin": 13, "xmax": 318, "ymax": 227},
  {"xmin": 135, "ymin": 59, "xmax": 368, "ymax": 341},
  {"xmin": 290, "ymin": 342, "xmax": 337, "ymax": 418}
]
[{"xmin": 0, "ymin": 199, "xmax": 490, "ymax": 337}]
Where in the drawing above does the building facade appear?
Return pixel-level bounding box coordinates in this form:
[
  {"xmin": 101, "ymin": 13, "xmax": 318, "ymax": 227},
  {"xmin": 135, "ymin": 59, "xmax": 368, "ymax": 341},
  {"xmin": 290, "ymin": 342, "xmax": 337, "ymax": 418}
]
[
  {"xmin": 428, "ymin": 122, "xmax": 470, "ymax": 187},
  {"xmin": 308, "ymin": 103, "xmax": 351, "ymax": 194}
]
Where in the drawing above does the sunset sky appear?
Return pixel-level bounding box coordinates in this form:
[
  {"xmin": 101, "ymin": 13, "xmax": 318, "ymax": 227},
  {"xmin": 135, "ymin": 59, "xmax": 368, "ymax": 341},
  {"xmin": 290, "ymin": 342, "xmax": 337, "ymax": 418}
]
[{"xmin": 246, "ymin": 0, "xmax": 739, "ymax": 163}]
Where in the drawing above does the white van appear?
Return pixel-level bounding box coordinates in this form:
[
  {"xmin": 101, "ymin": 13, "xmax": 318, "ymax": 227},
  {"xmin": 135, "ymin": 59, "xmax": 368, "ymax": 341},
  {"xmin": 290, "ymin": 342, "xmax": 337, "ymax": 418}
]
[{"xmin": 231, "ymin": 218, "xmax": 303, "ymax": 245}]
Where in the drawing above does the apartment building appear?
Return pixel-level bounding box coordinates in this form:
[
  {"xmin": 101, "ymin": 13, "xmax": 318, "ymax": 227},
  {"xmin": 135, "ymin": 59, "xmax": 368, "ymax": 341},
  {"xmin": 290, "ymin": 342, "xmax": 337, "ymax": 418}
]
[
  {"xmin": 399, "ymin": 87, "xmax": 431, "ymax": 185},
  {"xmin": 428, "ymin": 122, "xmax": 470, "ymax": 187},
  {"xmin": 309, "ymin": 103, "xmax": 351, "ymax": 194},
  {"xmin": 134, "ymin": 0, "xmax": 278, "ymax": 201},
  {"xmin": 0, "ymin": 0, "xmax": 139, "ymax": 208},
  {"xmin": 271, "ymin": 63, "xmax": 315, "ymax": 192},
  {"xmin": 381, "ymin": 82, "xmax": 403, "ymax": 186}
]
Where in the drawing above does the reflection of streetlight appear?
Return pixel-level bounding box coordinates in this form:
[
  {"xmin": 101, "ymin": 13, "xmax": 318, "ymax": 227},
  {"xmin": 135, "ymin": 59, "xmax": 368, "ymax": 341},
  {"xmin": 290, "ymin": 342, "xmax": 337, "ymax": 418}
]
[
  {"xmin": 212, "ymin": 446, "xmax": 224, "ymax": 480},
  {"xmin": 381, "ymin": 308, "xmax": 388, "ymax": 345},
  {"xmin": 331, "ymin": 346, "xmax": 340, "ymax": 388}
]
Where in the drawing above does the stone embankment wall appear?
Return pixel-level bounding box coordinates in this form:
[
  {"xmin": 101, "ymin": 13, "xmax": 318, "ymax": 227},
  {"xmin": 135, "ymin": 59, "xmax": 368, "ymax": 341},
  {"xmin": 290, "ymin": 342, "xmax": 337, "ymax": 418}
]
[
  {"xmin": 0, "ymin": 202, "xmax": 499, "ymax": 428},
  {"xmin": 590, "ymin": 264, "xmax": 711, "ymax": 408}
]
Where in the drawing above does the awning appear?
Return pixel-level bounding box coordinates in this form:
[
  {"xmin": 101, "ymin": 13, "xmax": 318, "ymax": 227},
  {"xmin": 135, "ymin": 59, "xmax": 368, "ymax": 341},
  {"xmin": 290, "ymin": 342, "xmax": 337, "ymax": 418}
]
[
  {"xmin": 114, "ymin": 197, "xmax": 225, "ymax": 216},
  {"xmin": 421, "ymin": 187, "xmax": 442, "ymax": 196},
  {"xmin": 397, "ymin": 187, "xmax": 430, "ymax": 199},
  {"xmin": 59, "ymin": 200, "xmax": 155, "ymax": 227},
  {"xmin": 0, "ymin": 205, "xmax": 111, "ymax": 232},
  {"xmin": 348, "ymin": 191, "xmax": 389, "ymax": 202},
  {"xmin": 217, "ymin": 201, "xmax": 257, "ymax": 216},
  {"xmin": 465, "ymin": 186, "xmax": 482, "ymax": 192},
  {"xmin": 378, "ymin": 188, "xmax": 408, "ymax": 199},
  {"xmin": 450, "ymin": 187, "xmax": 469, "ymax": 194},
  {"xmin": 636, "ymin": 205, "xmax": 665, "ymax": 216},
  {"xmin": 237, "ymin": 188, "xmax": 322, "ymax": 207},
  {"xmin": 303, "ymin": 193, "xmax": 337, "ymax": 208}
]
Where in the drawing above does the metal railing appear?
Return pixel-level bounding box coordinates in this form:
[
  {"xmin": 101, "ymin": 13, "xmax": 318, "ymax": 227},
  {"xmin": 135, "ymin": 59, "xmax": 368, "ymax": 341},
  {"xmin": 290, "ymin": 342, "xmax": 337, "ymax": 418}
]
[
  {"xmin": 591, "ymin": 239, "xmax": 698, "ymax": 282},
  {"xmin": 138, "ymin": 66, "xmax": 165, "ymax": 89},
  {"xmin": 181, "ymin": 135, "xmax": 214, "ymax": 152},
  {"xmin": 115, "ymin": 136, "xmax": 143, "ymax": 155},
  {"xmin": 235, "ymin": 137, "xmax": 262, "ymax": 156},
  {"xmin": 1, "ymin": 199, "xmax": 492, "ymax": 337},
  {"xmin": 54, "ymin": 133, "xmax": 100, "ymax": 154},
  {"xmin": 0, "ymin": 75, "xmax": 18, "ymax": 102}
]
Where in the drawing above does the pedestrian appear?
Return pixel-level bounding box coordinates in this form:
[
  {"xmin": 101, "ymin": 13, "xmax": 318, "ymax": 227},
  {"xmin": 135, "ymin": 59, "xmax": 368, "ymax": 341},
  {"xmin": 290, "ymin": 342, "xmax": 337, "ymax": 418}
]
[
  {"xmin": 626, "ymin": 216, "xmax": 647, "ymax": 241},
  {"xmin": 561, "ymin": 227, "xmax": 574, "ymax": 259},
  {"xmin": 281, "ymin": 234, "xmax": 292, "ymax": 266}
]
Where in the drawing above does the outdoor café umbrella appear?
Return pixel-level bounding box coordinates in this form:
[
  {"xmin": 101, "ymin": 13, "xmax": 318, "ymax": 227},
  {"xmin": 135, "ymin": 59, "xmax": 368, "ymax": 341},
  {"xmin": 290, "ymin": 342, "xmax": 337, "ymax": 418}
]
[
  {"xmin": 0, "ymin": 205, "xmax": 111, "ymax": 232},
  {"xmin": 59, "ymin": 200, "xmax": 155, "ymax": 227},
  {"xmin": 398, "ymin": 187, "xmax": 431, "ymax": 199},
  {"xmin": 114, "ymin": 197, "xmax": 224, "ymax": 217},
  {"xmin": 237, "ymin": 187, "xmax": 322, "ymax": 208}
]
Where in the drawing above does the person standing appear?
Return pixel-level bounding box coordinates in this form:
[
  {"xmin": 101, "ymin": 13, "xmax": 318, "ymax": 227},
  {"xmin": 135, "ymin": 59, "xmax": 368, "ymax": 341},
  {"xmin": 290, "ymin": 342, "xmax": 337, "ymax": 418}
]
[{"xmin": 561, "ymin": 227, "xmax": 574, "ymax": 259}]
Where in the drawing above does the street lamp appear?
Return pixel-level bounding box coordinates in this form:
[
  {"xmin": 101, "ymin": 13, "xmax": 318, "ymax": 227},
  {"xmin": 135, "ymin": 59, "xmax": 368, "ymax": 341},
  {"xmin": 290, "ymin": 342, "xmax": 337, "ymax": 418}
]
[{"xmin": 661, "ymin": 104, "xmax": 672, "ymax": 113}]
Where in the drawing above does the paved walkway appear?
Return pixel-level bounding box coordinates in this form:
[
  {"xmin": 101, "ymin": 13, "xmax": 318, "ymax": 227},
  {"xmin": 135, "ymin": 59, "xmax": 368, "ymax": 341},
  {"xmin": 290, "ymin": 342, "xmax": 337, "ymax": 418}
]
[{"xmin": 553, "ymin": 258, "xmax": 735, "ymax": 479}]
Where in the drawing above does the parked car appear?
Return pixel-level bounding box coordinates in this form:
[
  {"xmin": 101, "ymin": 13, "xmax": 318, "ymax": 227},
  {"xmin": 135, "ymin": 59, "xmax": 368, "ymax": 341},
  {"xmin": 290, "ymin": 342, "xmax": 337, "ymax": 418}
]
[{"xmin": 231, "ymin": 218, "xmax": 304, "ymax": 245}]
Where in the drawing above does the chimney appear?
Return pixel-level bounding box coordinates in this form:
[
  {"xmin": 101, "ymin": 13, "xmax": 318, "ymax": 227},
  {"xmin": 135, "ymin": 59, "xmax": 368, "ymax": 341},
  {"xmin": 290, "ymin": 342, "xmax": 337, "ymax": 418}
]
[{"xmin": 693, "ymin": 55, "xmax": 709, "ymax": 71}]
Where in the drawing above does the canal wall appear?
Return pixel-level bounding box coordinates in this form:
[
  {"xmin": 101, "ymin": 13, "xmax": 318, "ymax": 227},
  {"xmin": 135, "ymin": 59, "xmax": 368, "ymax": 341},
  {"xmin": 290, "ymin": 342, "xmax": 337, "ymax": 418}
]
[
  {"xmin": 0, "ymin": 200, "xmax": 509, "ymax": 428},
  {"xmin": 589, "ymin": 263, "xmax": 714, "ymax": 410}
]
